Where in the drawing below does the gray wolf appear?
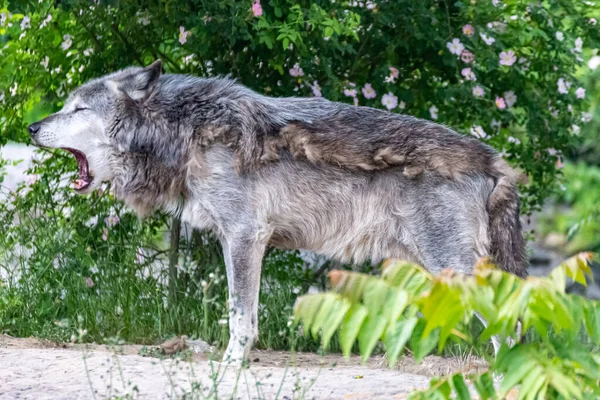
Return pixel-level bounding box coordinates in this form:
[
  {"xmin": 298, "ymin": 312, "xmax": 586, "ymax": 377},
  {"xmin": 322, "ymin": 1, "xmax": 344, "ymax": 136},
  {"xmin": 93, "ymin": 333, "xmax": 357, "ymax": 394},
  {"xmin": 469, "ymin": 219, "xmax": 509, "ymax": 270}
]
[{"xmin": 28, "ymin": 60, "xmax": 526, "ymax": 364}]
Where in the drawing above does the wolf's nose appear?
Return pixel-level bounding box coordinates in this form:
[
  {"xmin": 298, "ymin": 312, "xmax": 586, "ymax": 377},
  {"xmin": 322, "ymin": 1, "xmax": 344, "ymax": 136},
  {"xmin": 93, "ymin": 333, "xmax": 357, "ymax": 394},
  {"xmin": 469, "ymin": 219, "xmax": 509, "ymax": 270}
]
[{"xmin": 27, "ymin": 122, "xmax": 41, "ymax": 137}]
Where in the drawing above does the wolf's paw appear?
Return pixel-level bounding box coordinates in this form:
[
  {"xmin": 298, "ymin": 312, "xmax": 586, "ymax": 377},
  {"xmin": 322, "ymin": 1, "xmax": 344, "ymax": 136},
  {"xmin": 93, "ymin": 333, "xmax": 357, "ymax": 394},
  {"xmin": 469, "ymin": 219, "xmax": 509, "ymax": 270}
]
[{"xmin": 220, "ymin": 343, "xmax": 250, "ymax": 368}]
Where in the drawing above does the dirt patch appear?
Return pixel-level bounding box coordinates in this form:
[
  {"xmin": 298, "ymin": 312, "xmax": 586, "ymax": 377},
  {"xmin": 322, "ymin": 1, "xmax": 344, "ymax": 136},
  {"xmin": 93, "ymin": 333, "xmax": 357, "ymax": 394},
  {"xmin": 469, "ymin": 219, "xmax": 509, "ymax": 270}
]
[{"xmin": 0, "ymin": 335, "xmax": 488, "ymax": 399}]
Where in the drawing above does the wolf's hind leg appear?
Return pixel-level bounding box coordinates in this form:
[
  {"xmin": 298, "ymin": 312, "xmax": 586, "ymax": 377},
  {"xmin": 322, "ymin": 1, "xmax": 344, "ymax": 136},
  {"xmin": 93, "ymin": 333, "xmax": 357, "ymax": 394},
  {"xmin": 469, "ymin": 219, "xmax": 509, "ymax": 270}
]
[{"xmin": 221, "ymin": 234, "xmax": 265, "ymax": 366}]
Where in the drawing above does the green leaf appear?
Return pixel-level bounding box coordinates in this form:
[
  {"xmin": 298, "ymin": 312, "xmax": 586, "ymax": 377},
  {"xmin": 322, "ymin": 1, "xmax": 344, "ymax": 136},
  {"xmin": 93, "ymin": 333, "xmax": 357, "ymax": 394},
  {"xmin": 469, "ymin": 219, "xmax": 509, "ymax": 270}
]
[
  {"xmin": 473, "ymin": 372, "xmax": 496, "ymax": 400},
  {"xmin": 451, "ymin": 374, "xmax": 471, "ymax": 400},
  {"xmin": 321, "ymin": 298, "xmax": 351, "ymax": 350},
  {"xmin": 410, "ymin": 319, "xmax": 439, "ymax": 362},
  {"xmin": 340, "ymin": 304, "xmax": 368, "ymax": 358},
  {"xmin": 583, "ymin": 301, "xmax": 600, "ymax": 345},
  {"xmin": 383, "ymin": 317, "xmax": 418, "ymax": 368},
  {"xmin": 358, "ymin": 314, "xmax": 387, "ymax": 363}
]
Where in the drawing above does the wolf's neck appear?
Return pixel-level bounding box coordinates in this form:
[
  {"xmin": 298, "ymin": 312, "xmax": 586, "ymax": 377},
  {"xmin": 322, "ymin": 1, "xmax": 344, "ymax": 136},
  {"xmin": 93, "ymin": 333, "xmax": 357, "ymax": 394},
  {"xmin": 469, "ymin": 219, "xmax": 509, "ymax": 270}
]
[{"xmin": 112, "ymin": 151, "xmax": 188, "ymax": 217}]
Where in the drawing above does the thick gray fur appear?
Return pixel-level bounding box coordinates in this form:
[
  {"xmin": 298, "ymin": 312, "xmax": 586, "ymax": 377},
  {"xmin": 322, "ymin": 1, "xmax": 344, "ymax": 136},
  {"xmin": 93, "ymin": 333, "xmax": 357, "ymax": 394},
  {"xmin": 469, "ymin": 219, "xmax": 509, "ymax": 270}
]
[{"xmin": 29, "ymin": 60, "xmax": 527, "ymax": 364}]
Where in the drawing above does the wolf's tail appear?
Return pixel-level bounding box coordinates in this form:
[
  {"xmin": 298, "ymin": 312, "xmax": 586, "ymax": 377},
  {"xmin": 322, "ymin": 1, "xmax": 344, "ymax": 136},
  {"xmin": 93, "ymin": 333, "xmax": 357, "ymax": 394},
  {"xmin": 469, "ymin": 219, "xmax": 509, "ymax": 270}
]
[{"xmin": 487, "ymin": 158, "xmax": 527, "ymax": 278}]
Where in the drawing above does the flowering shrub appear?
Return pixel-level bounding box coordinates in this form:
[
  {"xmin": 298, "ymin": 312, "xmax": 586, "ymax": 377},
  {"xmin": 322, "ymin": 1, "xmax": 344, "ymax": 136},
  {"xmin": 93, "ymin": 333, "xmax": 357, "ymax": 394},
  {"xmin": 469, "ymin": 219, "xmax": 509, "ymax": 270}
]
[{"xmin": 0, "ymin": 0, "xmax": 599, "ymax": 345}]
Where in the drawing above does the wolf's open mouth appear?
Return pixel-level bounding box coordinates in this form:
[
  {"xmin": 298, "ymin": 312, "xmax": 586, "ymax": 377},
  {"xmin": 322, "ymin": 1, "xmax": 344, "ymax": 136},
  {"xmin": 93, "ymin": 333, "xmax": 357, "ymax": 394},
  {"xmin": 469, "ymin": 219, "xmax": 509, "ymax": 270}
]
[{"xmin": 62, "ymin": 148, "xmax": 93, "ymax": 191}]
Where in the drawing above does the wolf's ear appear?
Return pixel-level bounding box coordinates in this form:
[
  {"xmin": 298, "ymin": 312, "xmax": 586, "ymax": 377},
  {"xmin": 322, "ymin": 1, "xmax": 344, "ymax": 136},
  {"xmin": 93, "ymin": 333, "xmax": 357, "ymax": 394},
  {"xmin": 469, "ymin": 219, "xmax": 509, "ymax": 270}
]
[{"xmin": 107, "ymin": 59, "xmax": 163, "ymax": 101}]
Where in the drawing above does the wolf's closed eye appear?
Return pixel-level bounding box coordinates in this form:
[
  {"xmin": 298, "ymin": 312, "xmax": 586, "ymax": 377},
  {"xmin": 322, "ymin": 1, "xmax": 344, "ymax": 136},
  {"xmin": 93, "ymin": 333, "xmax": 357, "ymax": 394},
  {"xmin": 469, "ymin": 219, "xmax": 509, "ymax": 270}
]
[{"xmin": 74, "ymin": 106, "xmax": 89, "ymax": 112}]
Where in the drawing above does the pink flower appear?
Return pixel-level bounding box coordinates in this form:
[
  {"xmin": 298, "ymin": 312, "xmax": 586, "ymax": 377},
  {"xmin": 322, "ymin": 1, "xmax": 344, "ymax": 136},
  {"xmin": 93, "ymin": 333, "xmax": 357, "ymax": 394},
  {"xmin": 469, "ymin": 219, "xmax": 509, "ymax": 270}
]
[
  {"xmin": 385, "ymin": 67, "xmax": 399, "ymax": 83},
  {"xmin": 289, "ymin": 63, "xmax": 304, "ymax": 77},
  {"xmin": 310, "ymin": 81, "xmax": 321, "ymax": 97},
  {"xmin": 252, "ymin": 1, "xmax": 263, "ymax": 17},
  {"xmin": 381, "ymin": 92, "xmax": 398, "ymax": 110},
  {"xmin": 499, "ymin": 50, "xmax": 516, "ymax": 66},
  {"xmin": 85, "ymin": 277, "xmax": 94, "ymax": 288},
  {"xmin": 575, "ymin": 87, "xmax": 585, "ymax": 99},
  {"xmin": 353, "ymin": 97, "xmax": 359, "ymax": 107},
  {"xmin": 495, "ymin": 97, "xmax": 506, "ymax": 109},
  {"xmin": 104, "ymin": 215, "xmax": 120, "ymax": 227},
  {"xmin": 362, "ymin": 83, "xmax": 376, "ymax": 99},
  {"xmin": 461, "ymin": 50, "xmax": 474, "ymax": 64},
  {"xmin": 179, "ymin": 26, "xmax": 191, "ymax": 45},
  {"xmin": 344, "ymin": 88, "xmax": 357, "ymax": 97},
  {"xmin": 462, "ymin": 24, "xmax": 474, "ymax": 36},
  {"xmin": 472, "ymin": 85, "xmax": 485, "ymax": 97},
  {"xmin": 461, "ymin": 67, "xmax": 476, "ymax": 81},
  {"xmin": 102, "ymin": 228, "xmax": 108, "ymax": 241}
]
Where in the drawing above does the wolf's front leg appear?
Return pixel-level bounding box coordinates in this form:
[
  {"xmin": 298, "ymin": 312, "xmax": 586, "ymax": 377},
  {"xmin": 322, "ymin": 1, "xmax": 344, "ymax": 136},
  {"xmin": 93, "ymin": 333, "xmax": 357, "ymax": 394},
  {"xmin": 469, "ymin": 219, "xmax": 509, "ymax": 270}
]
[{"xmin": 221, "ymin": 234, "xmax": 266, "ymax": 365}]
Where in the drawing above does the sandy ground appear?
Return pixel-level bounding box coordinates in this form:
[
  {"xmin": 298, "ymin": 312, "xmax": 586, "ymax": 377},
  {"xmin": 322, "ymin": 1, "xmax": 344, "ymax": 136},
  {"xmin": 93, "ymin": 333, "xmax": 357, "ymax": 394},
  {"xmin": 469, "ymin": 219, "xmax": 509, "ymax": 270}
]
[{"xmin": 0, "ymin": 335, "xmax": 488, "ymax": 399}]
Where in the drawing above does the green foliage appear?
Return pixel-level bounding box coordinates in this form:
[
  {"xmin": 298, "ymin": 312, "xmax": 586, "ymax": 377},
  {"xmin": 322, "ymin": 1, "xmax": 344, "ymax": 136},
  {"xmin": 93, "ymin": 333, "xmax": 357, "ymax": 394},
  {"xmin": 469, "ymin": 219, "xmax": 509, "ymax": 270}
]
[
  {"xmin": 294, "ymin": 254, "xmax": 600, "ymax": 399},
  {"xmin": 539, "ymin": 162, "xmax": 600, "ymax": 253},
  {"xmin": 0, "ymin": 0, "xmax": 599, "ymax": 354}
]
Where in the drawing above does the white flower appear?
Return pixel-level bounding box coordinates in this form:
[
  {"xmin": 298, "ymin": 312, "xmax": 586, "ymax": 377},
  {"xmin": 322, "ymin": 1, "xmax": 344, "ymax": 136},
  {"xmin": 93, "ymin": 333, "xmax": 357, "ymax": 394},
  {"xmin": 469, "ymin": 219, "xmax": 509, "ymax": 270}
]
[
  {"xmin": 555, "ymin": 31, "xmax": 564, "ymax": 41},
  {"xmin": 0, "ymin": 12, "xmax": 7, "ymax": 27},
  {"xmin": 581, "ymin": 112, "xmax": 592, "ymax": 123},
  {"xmin": 61, "ymin": 34, "xmax": 72, "ymax": 51},
  {"xmin": 491, "ymin": 119, "xmax": 501, "ymax": 131},
  {"xmin": 557, "ymin": 78, "xmax": 570, "ymax": 94},
  {"xmin": 575, "ymin": 87, "xmax": 585, "ymax": 99},
  {"xmin": 470, "ymin": 125, "xmax": 487, "ymax": 139},
  {"xmin": 83, "ymin": 48, "xmax": 94, "ymax": 56},
  {"xmin": 589, "ymin": 56, "xmax": 600, "ymax": 70},
  {"xmin": 40, "ymin": 56, "xmax": 49, "ymax": 69},
  {"xmin": 479, "ymin": 32, "xmax": 496, "ymax": 45},
  {"xmin": 136, "ymin": 10, "xmax": 151, "ymax": 25},
  {"xmin": 9, "ymin": 81, "xmax": 17, "ymax": 97},
  {"xmin": 492, "ymin": 0, "xmax": 500, "ymax": 6},
  {"xmin": 0, "ymin": 91, "xmax": 4, "ymax": 104},
  {"xmin": 20, "ymin": 16, "xmax": 30, "ymax": 30},
  {"xmin": 429, "ymin": 105, "xmax": 439, "ymax": 120},
  {"xmin": 472, "ymin": 85, "xmax": 485, "ymax": 97},
  {"xmin": 399, "ymin": 101, "xmax": 406, "ymax": 110},
  {"xmin": 504, "ymin": 91, "xmax": 517, "ymax": 107},
  {"xmin": 39, "ymin": 14, "xmax": 52, "ymax": 29},
  {"xmin": 381, "ymin": 92, "xmax": 398, "ymax": 110},
  {"xmin": 446, "ymin": 38, "xmax": 465, "ymax": 56},
  {"xmin": 573, "ymin": 37, "xmax": 583, "ymax": 53},
  {"xmin": 571, "ymin": 124, "xmax": 581, "ymax": 134},
  {"xmin": 507, "ymin": 136, "xmax": 521, "ymax": 144}
]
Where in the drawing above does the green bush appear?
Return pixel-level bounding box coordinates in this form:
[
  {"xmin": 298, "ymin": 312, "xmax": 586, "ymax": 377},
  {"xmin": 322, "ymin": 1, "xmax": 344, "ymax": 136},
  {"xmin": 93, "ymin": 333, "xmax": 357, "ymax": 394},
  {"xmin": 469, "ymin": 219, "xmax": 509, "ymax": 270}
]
[
  {"xmin": 0, "ymin": 0, "xmax": 599, "ymax": 348},
  {"xmin": 294, "ymin": 254, "xmax": 600, "ymax": 399}
]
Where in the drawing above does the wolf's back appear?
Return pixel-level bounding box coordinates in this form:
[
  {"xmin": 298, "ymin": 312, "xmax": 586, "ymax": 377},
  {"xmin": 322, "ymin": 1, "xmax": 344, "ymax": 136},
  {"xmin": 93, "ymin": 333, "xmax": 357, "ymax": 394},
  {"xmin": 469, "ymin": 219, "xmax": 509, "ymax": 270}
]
[{"xmin": 487, "ymin": 158, "xmax": 527, "ymax": 278}]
